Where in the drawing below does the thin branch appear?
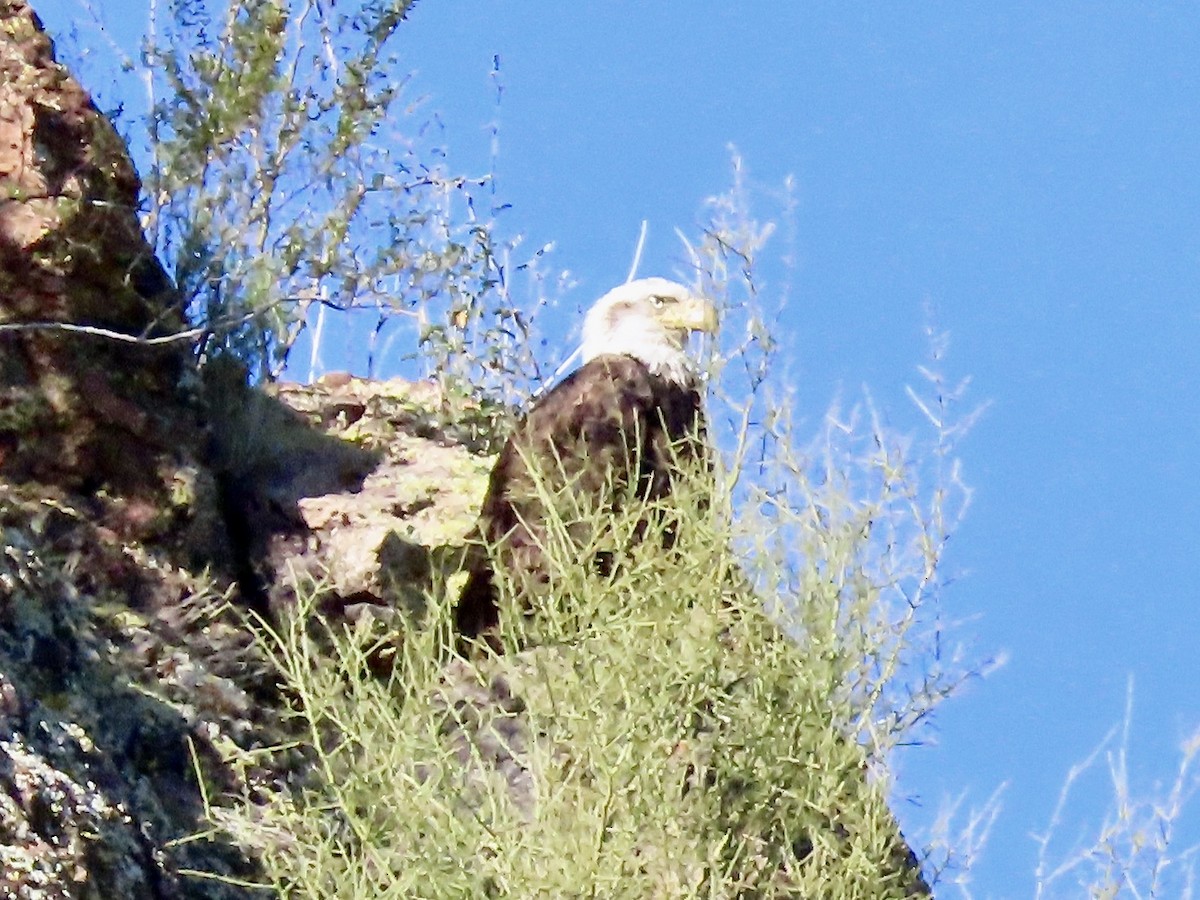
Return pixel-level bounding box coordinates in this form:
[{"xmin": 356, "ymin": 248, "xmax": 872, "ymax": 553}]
[
  {"xmin": 0, "ymin": 320, "xmax": 212, "ymax": 346},
  {"xmin": 0, "ymin": 303, "xmax": 292, "ymax": 348},
  {"xmin": 625, "ymin": 219, "xmax": 648, "ymax": 283}
]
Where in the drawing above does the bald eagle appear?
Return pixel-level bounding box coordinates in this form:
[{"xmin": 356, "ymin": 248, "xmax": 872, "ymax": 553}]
[{"xmin": 455, "ymin": 277, "xmax": 719, "ymax": 643}]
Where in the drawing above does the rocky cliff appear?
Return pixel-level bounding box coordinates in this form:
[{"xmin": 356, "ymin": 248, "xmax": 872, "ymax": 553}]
[{"xmin": 0, "ymin": 6, "xmax": 493, "ymax": 896}]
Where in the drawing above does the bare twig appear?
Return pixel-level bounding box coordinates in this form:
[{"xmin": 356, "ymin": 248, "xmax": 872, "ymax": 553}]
[
  {"xmin": 625, "ymin": 219, "xmax": 648, "ymax": 283},
  {"xmin": 0, "ymin": 320, "xmax": 211, "ymax": 346}
]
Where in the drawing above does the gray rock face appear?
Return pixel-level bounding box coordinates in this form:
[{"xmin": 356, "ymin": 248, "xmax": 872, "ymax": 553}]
[
  {"xmin": 0, "ymin": 11, "xmax": 497, "ymax": 893},
  {"xmin": 0, "ymin": 490, "xmax": 261, "ymax": 899},
  {"xmin": 0, "ymin": 371, "xmax": 497, "ymax": 898}
]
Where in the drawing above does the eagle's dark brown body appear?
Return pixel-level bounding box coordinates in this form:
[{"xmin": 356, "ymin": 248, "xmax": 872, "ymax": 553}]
[{"xmin": 454, "ymin": 353, "xmax": 706, "ymax": 641}]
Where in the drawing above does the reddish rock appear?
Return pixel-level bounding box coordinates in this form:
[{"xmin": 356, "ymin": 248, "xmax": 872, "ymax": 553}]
[{"xmin": 0, "ymin": 0, "xmax": 192, "ymax": 491}]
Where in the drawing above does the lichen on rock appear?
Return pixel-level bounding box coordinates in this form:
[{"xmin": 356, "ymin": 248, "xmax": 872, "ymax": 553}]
[{"xmin": 0, "ymin": 486, "xmax": 264, "ymax": 899}]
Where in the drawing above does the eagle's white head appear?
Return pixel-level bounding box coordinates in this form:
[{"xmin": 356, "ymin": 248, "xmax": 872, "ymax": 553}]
[{"xmin": 580, "ymin": 277, "xmax": 719, "ymax": 385}]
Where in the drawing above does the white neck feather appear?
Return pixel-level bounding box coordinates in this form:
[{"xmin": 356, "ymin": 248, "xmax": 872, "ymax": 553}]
[{"xmin": 580, "ymin": 314, "xmax": 694, "ymax": 385}]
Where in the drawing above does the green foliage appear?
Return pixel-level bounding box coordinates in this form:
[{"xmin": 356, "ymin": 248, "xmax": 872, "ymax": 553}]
[
  {"xmin": 187, "ymin": 150, "xmax": 985, "ymax": 898},
  {"xmin": 139, "ymin": 0, "xmax": 553, "ymax": 392},
  {"xmin": 677, "ymin": 152, "xmax": 989, "ymax": 761},
  {"xmin": 212, "ymin": 449, "xmax": 931, "ymax": 898}
]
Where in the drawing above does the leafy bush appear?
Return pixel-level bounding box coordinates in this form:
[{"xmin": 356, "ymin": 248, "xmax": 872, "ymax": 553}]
[
  {"xmin": 56, "ymin": 0, "xmax": 557, "ymax": 397},
  {"xmin": 195, "ymin": 155, "xmax": 983, "ymax": 891},
  {"xmin": 213, "ymin": 438, "xmax": 943, "ymax": 897}
]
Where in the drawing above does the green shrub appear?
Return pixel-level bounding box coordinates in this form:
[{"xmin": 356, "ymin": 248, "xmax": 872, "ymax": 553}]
[
  {"xmin": 213, "ymin": 441, "xmax": 939, "ymax": 897},
  {"xmin": 130, "ymin": 0, "xmax": 557, "ymax": 396}
]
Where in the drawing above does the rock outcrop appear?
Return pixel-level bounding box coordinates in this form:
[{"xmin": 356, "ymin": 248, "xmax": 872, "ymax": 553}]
[
  {"xmin": 0, "ymin": 0, "xmax": 188, "ymax": 494},
  {"xmin": 0, "ymin": 6, "xmax": 494, "ymax": 895},
  {"xmin": 0, "ymin": 372, "xmax": 492, "ymax": 898},
  {"xmin": 0, "ymin": 377, "xmax": 492, "ymax": 898}
]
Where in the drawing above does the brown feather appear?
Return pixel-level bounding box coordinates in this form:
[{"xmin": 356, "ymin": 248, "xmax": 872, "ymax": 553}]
[{"xmin": 455, "ymin": 354, "xmax": 706, "ymax": 643}]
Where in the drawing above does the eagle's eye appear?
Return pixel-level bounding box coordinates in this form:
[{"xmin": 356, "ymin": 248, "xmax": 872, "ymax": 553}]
[{"xmin": 650, "ymin": 294, "xmax": 673, "ymax": 308}]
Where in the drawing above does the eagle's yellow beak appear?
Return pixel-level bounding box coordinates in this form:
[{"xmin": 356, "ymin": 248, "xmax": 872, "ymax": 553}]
[{"xmin": 660, "ymin": 296, "xmax": 719, "ymax": 335}]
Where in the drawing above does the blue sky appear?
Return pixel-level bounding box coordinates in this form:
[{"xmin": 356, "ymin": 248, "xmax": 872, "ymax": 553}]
[{"xmin": 35, "ymin": 1, "xmax": 1200, "ymax": 894}]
